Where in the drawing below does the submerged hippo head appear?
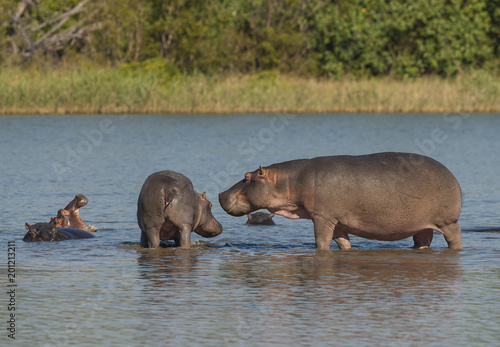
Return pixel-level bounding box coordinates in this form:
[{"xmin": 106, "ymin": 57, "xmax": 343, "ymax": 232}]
[
  {"xmin": 57, "ymin": 194, "xmax": 97, "ymax": 232},
  {"xmin": 194, "ymin": 192, "xmax": 223, "ymax": 238},
  {"xmin": 24, "ymin": 223, "xmax": 67, "ymax": 242},
  {"xmin": 219, "ymin": 166, "xmax": 285, "ymax": 217},
  {"xmin": 246, "ymin": 212, "xmax": 276, "ymax": 225}
]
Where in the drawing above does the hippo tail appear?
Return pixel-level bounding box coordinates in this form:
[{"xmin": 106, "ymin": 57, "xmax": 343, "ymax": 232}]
[{"xmin": 162, "ymin": 187, "xmax": 177, "ymax": 212}]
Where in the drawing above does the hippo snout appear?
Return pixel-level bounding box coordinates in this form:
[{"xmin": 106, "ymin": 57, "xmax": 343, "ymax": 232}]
[
  {"xmin": 197, "ymin": 219, "xmax": 223, "ymax": 238},
  {"xmin": 212, "ymin": 220, "xmax": 223, "ymax": 236},
  {"xmin": 219, "ymin": 191, "xmax": 246, "ymax": 216},
  {"xmin": 75, "ymin": 194, "xmax": 89, "ymax": 208},
  {"xmin": 218, "ymin": 192, "xmax": 229, "ymax": 211}
]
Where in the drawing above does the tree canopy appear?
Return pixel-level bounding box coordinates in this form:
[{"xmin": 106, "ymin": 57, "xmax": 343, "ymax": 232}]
[{"xmin": 1, "ymin": 0, "xmax": 499, "ymax": 77}]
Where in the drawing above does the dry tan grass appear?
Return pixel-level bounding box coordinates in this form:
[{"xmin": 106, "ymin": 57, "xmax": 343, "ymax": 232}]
[{"xmin": 1, "ymin": 67, "xmax": 499, "ymax": 114}]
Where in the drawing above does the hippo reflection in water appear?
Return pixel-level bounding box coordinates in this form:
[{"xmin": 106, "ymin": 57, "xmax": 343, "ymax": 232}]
[{"xmin": 23, "ymin": 194, "xmax": 97, "ymax": 242}]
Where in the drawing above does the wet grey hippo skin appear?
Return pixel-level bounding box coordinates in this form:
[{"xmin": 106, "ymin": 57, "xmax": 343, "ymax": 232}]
[
  {"xmin": 246, "ymin": 212, "xmax": 276, "ymax": 225},
  {"xmin": 23, "ymin": 194, "xmax": 97, "ymax": 242},
  {"xmin": 137, "ymin": 170, "xmax": 223, "ymax": 248},
  {"xmin": 24, "ymin": 223, "xmax": 95, "ymax": 242},
  {"xmin": 219, "ymin": 152, "xmax": 462, "ymax": 250}
]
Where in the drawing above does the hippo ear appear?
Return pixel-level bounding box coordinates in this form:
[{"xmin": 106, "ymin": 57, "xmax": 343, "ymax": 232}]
[
  {"xmin": 244, "ymin": 172, "xmax": 252, "ymax": 183},
  {"xmin": 258, "ymin": 166, "xmax": 266, "ymax": 177},
  {"xmin": 247, "ymin": 213, "xmax": 252, "ymax": 220},
  {"xmin": 57, "ymin": 209, "xmax": 70, "ymax": 218},
  {"xmin": 201, "ymin": 191, "xmax": 207, "ymax": 200},
  {"xmin": 26, "ymin": 223, "xmax": 37, "ymax": 238},
  {"xmin": 53, "ymin": 218, "xmax": 63, "ymax": 228}
]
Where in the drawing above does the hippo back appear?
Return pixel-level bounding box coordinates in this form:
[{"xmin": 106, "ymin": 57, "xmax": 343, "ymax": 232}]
[{"xmin": 58, "ymin": 228, "xmax": 96, "ymax": 239}]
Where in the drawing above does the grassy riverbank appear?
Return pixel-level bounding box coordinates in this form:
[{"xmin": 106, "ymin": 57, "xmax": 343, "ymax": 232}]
[{"xmin": 1, "ymin": 66, "xmax": 499, "ymax": 114}]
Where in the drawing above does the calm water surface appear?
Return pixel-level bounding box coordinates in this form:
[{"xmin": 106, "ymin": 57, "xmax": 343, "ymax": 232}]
[{"xmin": 1, "ymin": 114, "xmax": 499, "ymax": 346}]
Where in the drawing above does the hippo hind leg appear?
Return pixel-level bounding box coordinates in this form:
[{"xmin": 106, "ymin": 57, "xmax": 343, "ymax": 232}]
[
  {"xmin": 140, "ymin": 231, "xmax": 149, "ymax": 248},
  {"xmin": 412, "ymin": 229, "xmax": 433, "ymax": 249},
  {"xmin": 141, "ymin": 227, "xmax": 161, "ymax": 248},
  {"xmin": 333, "ymin": 227, "xmax": 351, "ymax": 250},
  {"xmin": 436, "ymin": 222, "xmax": 462, "ymax": 250}
]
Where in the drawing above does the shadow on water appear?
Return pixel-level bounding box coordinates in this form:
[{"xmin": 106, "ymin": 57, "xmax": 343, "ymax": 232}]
[{"xmin": 220, "ymin": 242, "xmax": 316, "ymax": 249}]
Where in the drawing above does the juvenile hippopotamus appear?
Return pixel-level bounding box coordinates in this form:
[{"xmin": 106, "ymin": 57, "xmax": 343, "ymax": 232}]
[
  {"xmin": 219, "ymin": 152, "xmax": 462, "ymax": 250},
  {"xmin": 246, "ymin": 212, "xmax": 276, "ymax": 225},
  {"xmin": 137, "ymin": 170, "xmax": 223, "ymax": 248},
  {"xmin": 23, "ymin": 194, "xmax": 97, "ymax": 242},
  {"xmin": 24, "ymin": 223, "xmax": 96, "ymax": 242}
]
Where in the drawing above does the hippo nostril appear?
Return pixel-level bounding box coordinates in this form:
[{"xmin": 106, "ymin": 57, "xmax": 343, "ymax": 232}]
[{"xmin": 76, "ymin": 197, "xmax": 88, "ymax": 207}]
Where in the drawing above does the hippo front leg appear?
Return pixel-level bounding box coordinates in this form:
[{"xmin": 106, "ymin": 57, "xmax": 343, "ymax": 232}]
[
  {"xmin": 312, "ymin": 216, "xmax": 336, "ymax": 250},
  {"xmin": 438, "ymin": 222, "xmax": 462, "ymax": 250}
]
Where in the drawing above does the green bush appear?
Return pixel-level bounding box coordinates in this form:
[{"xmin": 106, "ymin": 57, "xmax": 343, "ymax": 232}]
[
  {"xmin": 312, "ymin": 0, "xmax": 494, "ymax": 77},
  {"xmin": 1, "ymin": 0, "xmax": 499, "ymax": 77}
]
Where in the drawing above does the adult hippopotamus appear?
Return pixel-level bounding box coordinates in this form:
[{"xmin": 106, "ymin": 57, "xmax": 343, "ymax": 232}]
[
  {"xmin": 137, "ymin": 170, "xmax": 223, "ymax": 248},
  {"xmin": 219, "ymin": 152, "xmax": 462, "ymax": 250},
  {"xmin": 246, "ymin": 212, "xmax": 276, "ymax": 225},
  {"xmin": 23, "ymin": 194, "xmax": 97, "ymax": 242},
  {"xmin": 56, "ymin": 194, "xmax": 97, "ymax": 232},
  {"xmin": 24, "ymin": 223, "xmax": 95, "ymax": 242}
]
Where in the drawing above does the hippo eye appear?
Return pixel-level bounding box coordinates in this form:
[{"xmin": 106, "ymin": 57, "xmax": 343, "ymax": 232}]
[
  {"xmin": 244, "ymin": 173, "xmax": 252, "ymax": 184},
  {"xmin": 209, "ymin": 202, "xmax": 212, "ymax": 209}
]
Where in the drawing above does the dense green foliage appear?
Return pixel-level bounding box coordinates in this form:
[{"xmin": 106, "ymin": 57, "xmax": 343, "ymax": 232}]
[{"xmin": 1, "ymin": 0, "xmax": 499, "ymax": 77}]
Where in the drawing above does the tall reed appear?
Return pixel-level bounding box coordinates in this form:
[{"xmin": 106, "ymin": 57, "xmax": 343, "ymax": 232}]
[{"xmin": 1, "ymin": 67, "xmax": 498, "ymax": 114}]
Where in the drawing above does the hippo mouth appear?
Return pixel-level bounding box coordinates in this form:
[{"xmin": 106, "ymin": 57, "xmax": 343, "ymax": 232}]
[
  {"xmin": 66, "ymin": 208, "xmax": 97, "ymax": 232},
  {"xmin": 225, "ymin": 201, "xmax": 255, "ymax": 217},
  {"xmin": 219, "ymin": 191, "xmax": 254, "ymax": 216},
  {"xmin": 195, "ymin": 219, "xmax": 223, "ymax": 237},
  {"xmin": 57, "ymin": 194, "xmax": 97, "ymax": 232},
  {"xmin": 228, "ymin": 208, "xmax": 247, "ymax": 217}
]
